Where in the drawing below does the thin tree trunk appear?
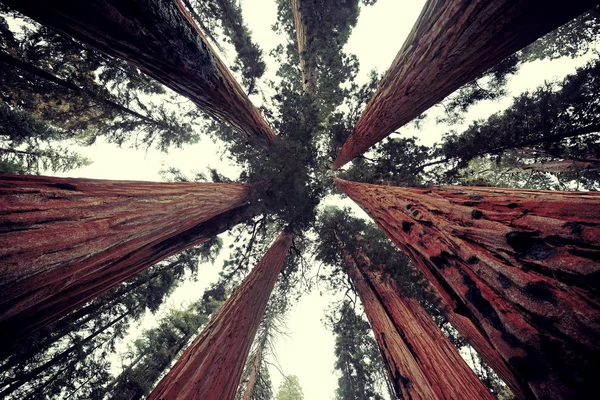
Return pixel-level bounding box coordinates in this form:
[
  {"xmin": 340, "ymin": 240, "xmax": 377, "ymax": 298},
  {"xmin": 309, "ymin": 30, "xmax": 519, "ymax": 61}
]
[
  {"xmin": 0, "ymin": 174, "xmax": 255, "ymax": 343},
  {"xmin": 336, "ymin": 178, "xmax": 600, "ymax": 399},
  {"xmin": 148, "ymin": 231, "xmax": 291, "ymax": 400},
  {"xmin": 337, "ymin": 235, "xmax": 493, "ymax": 399},
  {"xmin": 290, "ymin": 0, "xmax": 316, "ymax": 95},
  {"xmin": 332, "ymin": 0, "xmax": 598, "ymax": 168},
  {"xmin": 242, "ymin": 337, "xmax": 264, "ymax": 400},
  {"xmin": 3, "ymin": 0, "xmax": 275, "ymax": 144}
]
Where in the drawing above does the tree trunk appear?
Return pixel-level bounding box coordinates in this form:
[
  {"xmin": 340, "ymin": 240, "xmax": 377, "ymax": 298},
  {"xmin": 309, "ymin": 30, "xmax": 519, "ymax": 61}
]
[
  {"xmin": 0, "ymin": 174, "xmax": 255, "ymax": 342},
  {"xmin": 413, "ymin": 256, "xmax": 533, "ymax": 399},
  {"xmin": 290, "ymin": 0, "xmax": 317, "ymax": 95},
  {"xmin": 241, "ymin": 337, "xmax": 264, "ymax": 400},
  {"xmin": 338, "ymin": 235, "xmax": 493, "ymax": 399},
  {"xmin": 336, "ymin": 178, "xmax": 600, "ymax": 399},
  {"xmin": 332, "ymin": 0, "xmax": 598, "ymax": 168},
  {"xmin": 148, "ymin": 231, "xmax": 291, "ymax": 400},
  {"xmin": 3, "ymin": 0, "xmax": 275, "ymax": 144}
]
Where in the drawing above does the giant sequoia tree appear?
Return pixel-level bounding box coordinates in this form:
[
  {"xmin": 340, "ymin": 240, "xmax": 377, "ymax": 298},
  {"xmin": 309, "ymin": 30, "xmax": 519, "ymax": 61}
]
[
  {"xmin": 336, "ymin": 179, "xmax": 600, "ymax": 398},
  {"xmin": 1, "ymin": 0, "xmax": 600, "ymax": 399},
  {"xmin": 0, "ymin": 175, "xmax": 254, "ymax": 342}
]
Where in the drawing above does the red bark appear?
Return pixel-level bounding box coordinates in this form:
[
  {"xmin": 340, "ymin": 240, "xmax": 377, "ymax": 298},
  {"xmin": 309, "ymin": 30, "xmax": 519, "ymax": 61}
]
[
  {"xmin": 332, "ymin": 0, "xmax": 598, "ymax": 168},
  {"xmin": 336, "ymin": 179, "xmax": 600, "ymax": 399},
  {"xmin": 414, "ymin": 259, "xmax": 532, "ymax": 399},
  {"xmin": 2, "ymin": 0, "xmax": 275, "ymax": 144},
  {"xmin": 339, "ymin": 237, "xmax": 493, "ymax": 399},
  {"xmin": 148, "ymin": 232, "xmax": 291, "ymax": 400},
  {"xmin": 0, "ymin": 174, "xmax": 254, "ymax": 342}
]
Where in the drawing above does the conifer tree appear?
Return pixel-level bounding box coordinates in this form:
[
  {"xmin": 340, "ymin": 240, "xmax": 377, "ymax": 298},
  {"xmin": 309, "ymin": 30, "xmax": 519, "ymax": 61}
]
[
  {"xmin": 149, "ymin": 232, "xmax": 291, "ymax": 399},
  {"xmin": 333, "ymin": 0, "xmax": 598, "ymax": 168},
  {"xmin": 336, "ymin": 178, "xmax": 600, "ymax": 398},
  {"xmin": 0, "ymin": 175, "xmax": 254, "ymax": 343},
  {"xmin": 3, "ymin": 0, "xmax": 275, "ymax": 143}
]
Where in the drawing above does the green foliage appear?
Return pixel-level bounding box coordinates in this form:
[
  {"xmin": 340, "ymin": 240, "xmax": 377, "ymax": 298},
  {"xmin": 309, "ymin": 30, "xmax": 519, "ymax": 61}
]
[
  {"xmin": 435, "ymin": 58, "xmax": 600, "ymax": 188},
  {"xmin": 275, "ymin": 374, "xmax": 304, "ymax": 400},
  {"xmin": 314, "ymin": 206, "xmax": 432, "ymax": 300},
  {"xmin": 341, "ymin": 137, "xmax": 430, "ymax": 186},
  {"xmin": 521, "ymin": 5, "xmax": 600, "ymax": 61},
  {"xmin": 328, "ymin": 302, "xmax": 387, "ymax": 400},
  {"xmin": 0, "ymin": 105, "xmax": 90, "ymax": 173},
  {"xmin": 0, "ymin": 8, "xmax": 201, "ymax": 154}
]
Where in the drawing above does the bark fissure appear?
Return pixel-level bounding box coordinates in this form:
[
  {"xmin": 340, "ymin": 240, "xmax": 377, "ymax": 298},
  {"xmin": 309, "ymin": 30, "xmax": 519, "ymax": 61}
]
[
  {"xmin": 0, "ymin": 174, "xmax": 255, "ymax": 343},
  {"xmin": 336, "ymin": 178, "xmax": 600, "ymax": 398}
]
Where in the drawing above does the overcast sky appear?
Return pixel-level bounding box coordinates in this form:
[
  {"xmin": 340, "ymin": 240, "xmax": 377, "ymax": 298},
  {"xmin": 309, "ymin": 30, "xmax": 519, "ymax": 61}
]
[{"xmin": 47, "ymin": 0, "xmax": 600, "ymax": 398}]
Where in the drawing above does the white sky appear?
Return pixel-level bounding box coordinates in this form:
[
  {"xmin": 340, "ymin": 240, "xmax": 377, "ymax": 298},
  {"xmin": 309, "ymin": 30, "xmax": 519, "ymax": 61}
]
[{"xmin": 46, "ymin": 0, "xmax": 597, "ymax": 398}]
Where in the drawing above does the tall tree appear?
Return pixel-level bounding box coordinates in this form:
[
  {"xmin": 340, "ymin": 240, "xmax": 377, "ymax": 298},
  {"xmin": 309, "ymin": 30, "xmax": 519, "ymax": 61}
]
[
  {"xmin": 0, "ymin": 10, "xmax": 201, "ymax": 153},
  {"xmin": 149, "ymin": 231, "xmax": 292, "ymax": 399},
  {"xmin": 317, "ymin": 207, "xmax": 526, "ymax": 398},
  {"xmin": 341, "ymin": 241, "xmax": 493, "ymax": 399},
  {"xmin": 336, "ymin": 178, "xmax": 600, "ymax": 398},
  {"xmin": 318, "ymin": 208, "xmax": 494, "ymax": 399},
  {"xmin": 328, "ymin": 302, "xmax": 389, "ymax": 400},
  {"xmin": 274, "ymin": 375, "xmax": 304, "ymax": 400},
  {"xmin": 290, "ymin": 0, "xmax": 316, "ymax": 95},
  {"xmin": 3, "ymin": 0, "xmax": 275, "ymax": 143},
  {"xmin": 0, "ymin": 241, "xmax": 221, "ymax": 398},
  {"xmin": 332, "ymin": 0, "xmax": 598, "ymax": 168},
  {"xmin": 0, "ymin": 175, "xmax": 255, "ymax": 343}
]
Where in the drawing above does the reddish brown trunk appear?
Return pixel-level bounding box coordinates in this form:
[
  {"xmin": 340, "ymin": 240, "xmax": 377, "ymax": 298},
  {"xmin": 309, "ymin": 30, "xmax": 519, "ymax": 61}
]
[
  {"xmin": 148, "ymin": 232, "xmax": 291, "ymax": 400},
  {"xmin": 339, "ymin": 236, "xmax": 493, "ymax": 399},
  {"xmin": 414, "ymin": 258, "xmax": 532, "ymax": 399},
  {"xmin": 291, "ymin": 0, "xmax": 317, "ymax": 95},
  {"xmin": 336, "ymin": 178, "xmax": 600, "ymax": 398},
  {"xmin": 332, "ymin": 0, "xmax": 597, "ymax": 168},
  {"xmin": 0, "ymin": 174, "xmax": 254, "ymax": 342},
  {"xmin": 3, "ymin": 0, "xmax": 275, "ymax": 144}
]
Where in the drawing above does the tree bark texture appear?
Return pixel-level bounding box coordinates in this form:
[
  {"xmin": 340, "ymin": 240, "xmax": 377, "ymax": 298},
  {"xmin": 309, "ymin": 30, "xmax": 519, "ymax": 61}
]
[
  {"xmin": 416, "ymin": 261, "xmax": 532, "ymax": 399},
  {"xmin": 148, "ymin": 232, "xmax": 291, "ymax": 400},
  {"xmin": 0, "ymin": 174, "xmax": 254, "ymax": 342},
  {"xmin": 339, "ymin": 236, "xmax": 493, "ymax": 400},
  {"xmin": 290, "ymin": 0, "xmax": 317, "ymax": 95},
  {"xmin": 2, "ymin": 0, "xmax": 275, "ymax": 144},
  {"xmin": 332, "ymin": 0, "xmax": 598, "ymax": 168},
  {"xmin": 336, "ymin": 178, "xmax": 600, "ymax": 399}
]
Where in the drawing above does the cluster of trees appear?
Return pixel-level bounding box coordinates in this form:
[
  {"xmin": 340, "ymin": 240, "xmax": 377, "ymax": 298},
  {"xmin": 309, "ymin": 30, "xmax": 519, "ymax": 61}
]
[{"xmin": 0, "ymin": 0, "xmax": 599, "ymax": 399}]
